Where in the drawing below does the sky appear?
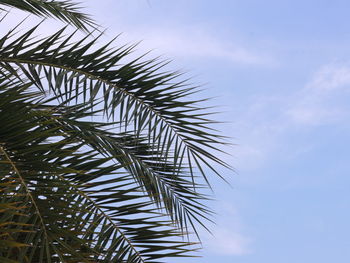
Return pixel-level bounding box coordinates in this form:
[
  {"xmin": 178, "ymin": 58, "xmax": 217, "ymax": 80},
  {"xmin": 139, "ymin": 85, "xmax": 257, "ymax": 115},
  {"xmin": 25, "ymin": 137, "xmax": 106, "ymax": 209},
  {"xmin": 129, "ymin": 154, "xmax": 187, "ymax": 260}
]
[{"xmin": 5, "ymin": 1, "xmax": 350, "ymax": 262}]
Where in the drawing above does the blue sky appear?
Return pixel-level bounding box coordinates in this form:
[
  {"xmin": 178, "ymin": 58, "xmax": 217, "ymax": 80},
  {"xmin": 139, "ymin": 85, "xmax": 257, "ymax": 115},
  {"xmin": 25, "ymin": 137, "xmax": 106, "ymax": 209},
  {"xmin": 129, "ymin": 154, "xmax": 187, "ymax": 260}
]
[
  {"xmin": 6, "ymin": 1, "xmax": 350, "ymax": 262},
  {"xmin": 88, "ymin": 1, "xmax": 350, "ymax": 262}
]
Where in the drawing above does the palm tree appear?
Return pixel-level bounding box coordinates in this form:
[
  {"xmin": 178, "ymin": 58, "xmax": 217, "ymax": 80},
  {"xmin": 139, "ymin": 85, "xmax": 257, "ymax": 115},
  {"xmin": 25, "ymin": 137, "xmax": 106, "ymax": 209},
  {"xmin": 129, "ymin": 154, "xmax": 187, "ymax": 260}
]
[{"xmin": 0, "ymin": 1, "xmax": 229, "ymax": 262}]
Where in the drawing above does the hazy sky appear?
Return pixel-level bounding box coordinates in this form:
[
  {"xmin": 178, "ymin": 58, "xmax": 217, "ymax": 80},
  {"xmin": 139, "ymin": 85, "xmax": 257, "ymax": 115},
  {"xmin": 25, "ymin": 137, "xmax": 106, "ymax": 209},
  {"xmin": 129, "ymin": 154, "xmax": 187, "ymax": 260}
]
[
  {"xmin": 78, "ymin": 1, "xmax": 350, "ymax": 262},
  {"xmin": 7, "ymin": 1, "xmax": 350, "ymax": 262}
]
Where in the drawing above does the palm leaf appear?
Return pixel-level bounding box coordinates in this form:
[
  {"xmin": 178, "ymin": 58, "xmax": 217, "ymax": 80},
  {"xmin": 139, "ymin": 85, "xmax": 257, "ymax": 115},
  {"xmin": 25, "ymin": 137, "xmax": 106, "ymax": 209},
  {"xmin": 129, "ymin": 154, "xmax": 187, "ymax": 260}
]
[
  {"xmin": 0, "ymin": 3, "xmax": 230, "ymax": 260},
  {"xmin": 0, "ymin": 24, "xmax": 230, "ymax": 184},
  {"xmin": 0, "ymin": 23, "xmax": 230, "ymax": 236},
  {"xmin": 0, "ymin": 0, "xmax": 96, "ymax": 31},
  {"xmin": 0, "ymin": 76, "xmax": 198, "ymax": 262}
]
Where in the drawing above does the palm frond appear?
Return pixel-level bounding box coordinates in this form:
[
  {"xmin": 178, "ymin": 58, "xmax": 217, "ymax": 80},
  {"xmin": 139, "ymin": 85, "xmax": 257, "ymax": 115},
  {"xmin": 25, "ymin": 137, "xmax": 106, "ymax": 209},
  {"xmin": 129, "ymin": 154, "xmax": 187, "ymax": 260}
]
[
  {"xmin": 0, "ymin": 24, "xmax": 231, "ymax": 236},
  {"xmin": 43, "ymin": 101, "xmax": 214, "ymax": 234},
  {"xmin": 0, "ymin": 24, "xmax": 230, "ymax": 185},
  {"xmin": 0, "ymin": 75, "xmax": 198, "ymax": 262},
  {"xmin": 0, "ymin": 0, "xmax": 96, "ymax": 31}
]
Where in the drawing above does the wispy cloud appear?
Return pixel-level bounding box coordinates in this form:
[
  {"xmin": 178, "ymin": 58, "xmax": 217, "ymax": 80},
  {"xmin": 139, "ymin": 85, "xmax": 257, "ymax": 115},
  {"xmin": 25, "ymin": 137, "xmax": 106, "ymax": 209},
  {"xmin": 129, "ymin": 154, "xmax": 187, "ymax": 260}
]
[
  {"xmin": 133, "ymin": 27, "xmax": 276, "ymax": 66},
  {"xmin": 234, "ymin": 63, "xmax": 350, "ymax": 172},
  {"xmin": 286, "ymin": 63, "xmax": 350, "ymax": 125},
  {"xmin": 307, "ymin": 64, "xmax": 350, "ymax": 91},
  {"xmin": 202, "ymin": 202, "xmax": 252, "ymax": 256},
  {"xmin": 205, "ymin": 227, "xmax": 252, "ymax": 256},
  {"xmin": 100, "ymin": 18, "xmax": 277, "ymax": 67}
]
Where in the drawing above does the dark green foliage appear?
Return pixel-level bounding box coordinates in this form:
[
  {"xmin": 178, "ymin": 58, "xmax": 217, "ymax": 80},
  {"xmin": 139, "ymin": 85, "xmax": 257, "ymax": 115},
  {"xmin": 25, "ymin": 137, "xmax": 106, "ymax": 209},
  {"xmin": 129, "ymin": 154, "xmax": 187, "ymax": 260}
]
[
  {"xmin": 0, "ymin": 1, "xmax": 229, "ymax": 262},
  {"xmin": 0, "ymin": 76, "xmax": 197, "ymax": 262},
  {"xmin": 0, "ymin": 0, "xmax": 96, "ymax": 31}
]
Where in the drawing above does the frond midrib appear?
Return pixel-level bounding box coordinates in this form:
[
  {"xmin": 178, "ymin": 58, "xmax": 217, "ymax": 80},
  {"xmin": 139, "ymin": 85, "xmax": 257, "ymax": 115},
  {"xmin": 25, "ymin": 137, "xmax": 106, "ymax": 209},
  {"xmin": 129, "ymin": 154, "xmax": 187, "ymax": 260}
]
[{"xmin": 0, "ymin": 145, "xmax": 51, "ymax": 247}]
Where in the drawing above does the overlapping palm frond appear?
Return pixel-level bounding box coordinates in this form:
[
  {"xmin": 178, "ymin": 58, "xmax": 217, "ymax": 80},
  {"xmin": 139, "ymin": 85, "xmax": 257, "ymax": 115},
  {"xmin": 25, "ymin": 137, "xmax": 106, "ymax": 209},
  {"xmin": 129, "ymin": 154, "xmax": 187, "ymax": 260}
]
[
  {"xmin": 0, "ymin": 1, "xmax": 230, "ymax": 262},
  {"xmin": 0, "ymin": 75, "xmax": 198, "ymax": 262},
  {"xmin": 0, "ymin": 23, "xmax": 230, "ymax": 179},
  {"xmin": 0, "ymin": 0, "xmax": 96, "ymax": 31},
  {"xmin": 0, "ymin": 23, "xmax": 229, "ymax": 234}
]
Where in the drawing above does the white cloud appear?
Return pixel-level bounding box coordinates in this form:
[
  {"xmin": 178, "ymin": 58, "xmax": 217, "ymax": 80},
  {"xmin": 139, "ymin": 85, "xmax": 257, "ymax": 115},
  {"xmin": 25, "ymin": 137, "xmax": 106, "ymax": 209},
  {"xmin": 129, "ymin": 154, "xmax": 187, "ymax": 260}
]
[
  {"xmin": 96, "ymin": 14, "xmax": 277, "ymax": 67},
  {"xmin": 205, "ymin": 227, "xmax": 252, "ymax": 256},
  {"xmin": 202, "ymin": 202, "xmax": 252, "ymax": 256},
  {"xmin": 286, "ymin": 63, "xmax": 350, "ymax": 126},
  {"xmin": 307, "ymin": 64, "xmax": 350, "ymax": 91},
  {"xmin": 134, "ymin": 28, "xmax": 275, "ymax": 66},
  {"xmin": 286, "ymin": 105, "xmax": 343, "ymax": 126},
  {"xmin": 233, "ymin": 63, "xmax": 350, "ymax": 173},
  {"xmin": 82, "ymin": 0, "xmax": 276, "ymax": 67}
]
